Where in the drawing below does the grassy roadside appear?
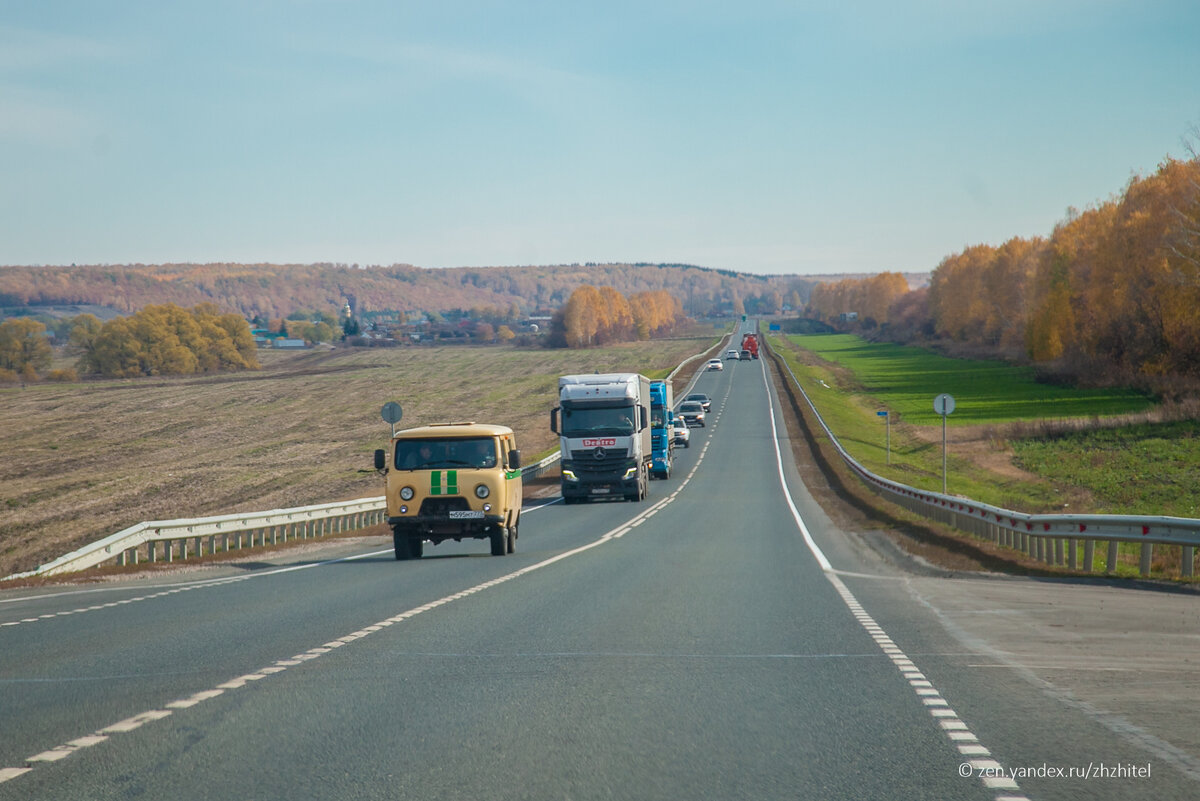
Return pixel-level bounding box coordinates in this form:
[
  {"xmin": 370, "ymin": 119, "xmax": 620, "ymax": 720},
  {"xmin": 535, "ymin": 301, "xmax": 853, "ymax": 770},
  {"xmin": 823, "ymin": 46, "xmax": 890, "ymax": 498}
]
[
  {"xmin": 766, "ymin": 333, "xmax": 1199, "ymax": 579},
  {"xmin": 0, "ymin": 334, "xmax": 723, "ymax": 578},
  {"xmin": 766, "ymin": 333, "xmax": 1074, "ymax": 512},
  {"xmin": 782, "ymin": 333, "xmax": 1154, "ymax": 425}
]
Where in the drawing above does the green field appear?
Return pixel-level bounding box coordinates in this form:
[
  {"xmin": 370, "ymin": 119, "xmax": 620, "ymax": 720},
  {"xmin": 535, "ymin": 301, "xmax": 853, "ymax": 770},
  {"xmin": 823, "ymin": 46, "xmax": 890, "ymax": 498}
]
[
  {"xmin": 770, "ymin": 333, "xmax": 1197, "ymax": 516},
  {"xmin": 783, "ymin": 334, "xmax": 1154, "ymax": 425},
  {"xmin": 1013, "ymin": 422, "xmax": 1200, "ymax": 518},
  {"xmin": 770, "ymin": 332, "xmax": 1200, "ymax": 576}
]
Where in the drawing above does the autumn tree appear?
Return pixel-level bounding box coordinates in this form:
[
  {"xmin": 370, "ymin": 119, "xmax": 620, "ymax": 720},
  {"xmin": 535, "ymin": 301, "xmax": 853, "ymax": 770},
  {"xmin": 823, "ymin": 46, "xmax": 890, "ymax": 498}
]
[
  {"xmin": 551, "ymin": 285, "xmax": 683, "ymax": 348},
  {"xmin": 807, "ymin": 272, "xmax": 909, "ymax": 328},
  {"xmin": 0, "ymin": 318, "xmax": 53, "ymax": 377},
  {"xmin": 68, "ymin": 314, "xmax": 104, "ymax": 372},
  {"xmin": 80, "ymin": 304, "xmax": 259, "ymax": 377}
]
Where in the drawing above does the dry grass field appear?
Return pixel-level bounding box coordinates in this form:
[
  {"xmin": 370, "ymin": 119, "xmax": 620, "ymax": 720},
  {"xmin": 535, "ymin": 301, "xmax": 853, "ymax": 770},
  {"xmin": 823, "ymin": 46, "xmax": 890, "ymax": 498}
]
[{"xmin": 0, "ymin": 335, "xmax": 722, "ymax": 578}]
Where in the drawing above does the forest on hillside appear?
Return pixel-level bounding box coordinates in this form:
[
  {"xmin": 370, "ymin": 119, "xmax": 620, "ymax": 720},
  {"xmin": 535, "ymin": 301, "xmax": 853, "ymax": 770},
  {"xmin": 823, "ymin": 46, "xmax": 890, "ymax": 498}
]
[
  {"xmin": 0, "ymin": 262, "xmax": 817, "ymax": 323},
  {"xmin": 806, "ymin": 155, "xmax": 1200, "ymax": 388}
]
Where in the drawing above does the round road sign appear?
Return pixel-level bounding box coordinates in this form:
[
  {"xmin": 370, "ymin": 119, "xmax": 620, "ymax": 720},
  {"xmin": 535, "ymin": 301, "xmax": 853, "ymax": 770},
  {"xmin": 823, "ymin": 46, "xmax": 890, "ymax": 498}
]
[
  {"xmin": 380, "ymin": 401, "xmax": 403, "ymax": 425},
  {"xmin": 933, "ymin": 393, "xmax": 956, "ymax": 416}
]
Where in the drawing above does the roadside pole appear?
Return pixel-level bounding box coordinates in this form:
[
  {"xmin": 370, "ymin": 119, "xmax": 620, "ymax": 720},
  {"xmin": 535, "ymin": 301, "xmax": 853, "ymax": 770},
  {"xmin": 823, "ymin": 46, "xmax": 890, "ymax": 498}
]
[
  {"xmin": 876, "ymin": 410, "xmax": 890, "ymax": 465},
  {"xmin": 933, "ymin": 394, "xmax": 955, "ymax": 493}
]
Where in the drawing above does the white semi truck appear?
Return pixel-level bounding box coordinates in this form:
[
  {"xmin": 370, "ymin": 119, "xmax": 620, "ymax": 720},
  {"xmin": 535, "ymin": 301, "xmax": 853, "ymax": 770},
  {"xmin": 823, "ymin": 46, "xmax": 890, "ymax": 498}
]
[{"xmin": 551, "ymin": 373, "xmax": 652, "ymax": 503}]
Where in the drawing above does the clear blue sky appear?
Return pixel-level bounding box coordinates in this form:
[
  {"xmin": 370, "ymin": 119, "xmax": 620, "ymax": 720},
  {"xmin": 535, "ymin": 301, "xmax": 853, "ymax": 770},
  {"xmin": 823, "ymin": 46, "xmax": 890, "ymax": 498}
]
[{"xmin": 2, "ymin": 1, "xmax": 1199, "ymax": 275}]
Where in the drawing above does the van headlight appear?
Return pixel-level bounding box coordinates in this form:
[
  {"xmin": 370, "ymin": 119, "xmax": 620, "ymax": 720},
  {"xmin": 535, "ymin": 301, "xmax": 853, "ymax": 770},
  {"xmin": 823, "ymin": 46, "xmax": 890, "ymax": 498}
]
[
  {"xmin": 400, "ymin": 486, "xmax": 414, "ymax": 501},
  {"xmin": 475, "ymin": 484, "xmax": 490, "ymax": 499}
]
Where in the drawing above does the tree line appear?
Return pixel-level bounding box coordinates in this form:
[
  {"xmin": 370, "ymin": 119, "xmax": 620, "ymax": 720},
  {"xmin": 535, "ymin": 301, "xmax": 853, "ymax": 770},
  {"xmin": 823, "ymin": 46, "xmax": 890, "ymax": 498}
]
[
  {"xmin": 0, "ymin": 261, "xmax": 818, "ymax": 322},
  {"xmin": 547, "ymin": 286, "xmax": 685, "ymax": 348},
  {"xmin": 0, "ymin": 303, "xmax": 260, "ymax": 382},
  {"xmin": 74, "ymin": 303, "xmax": 260, "ymax": 377},
  {"xmin": 807, "ymin": 154, "xmax": 1200, "ymax": 385}
]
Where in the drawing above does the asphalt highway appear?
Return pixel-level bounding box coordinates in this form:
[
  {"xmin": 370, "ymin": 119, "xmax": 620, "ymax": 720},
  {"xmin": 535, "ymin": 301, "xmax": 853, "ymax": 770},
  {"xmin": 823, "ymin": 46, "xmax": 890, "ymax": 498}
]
[{"xmin": 2, "ymin": 335, "xmax": 1197, "ymax": 800}]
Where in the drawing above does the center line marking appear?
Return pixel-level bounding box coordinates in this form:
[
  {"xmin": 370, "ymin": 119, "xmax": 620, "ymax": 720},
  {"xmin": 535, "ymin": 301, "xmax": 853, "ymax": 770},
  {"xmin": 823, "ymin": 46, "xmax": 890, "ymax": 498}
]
[{"xmin": 0, "ymin": 374, "xmax": 739, "ymax": 787}]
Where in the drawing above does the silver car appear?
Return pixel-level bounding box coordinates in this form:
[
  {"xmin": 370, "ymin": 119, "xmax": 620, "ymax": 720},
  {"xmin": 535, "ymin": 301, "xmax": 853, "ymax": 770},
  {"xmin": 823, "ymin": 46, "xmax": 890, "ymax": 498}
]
[
  {"xmin": 678, "ymin": 401, "xmax": 706, "ymax": 427},
  {"xmin": 672, "ymin": 418, "xmax": 690, "ymax": 447}
]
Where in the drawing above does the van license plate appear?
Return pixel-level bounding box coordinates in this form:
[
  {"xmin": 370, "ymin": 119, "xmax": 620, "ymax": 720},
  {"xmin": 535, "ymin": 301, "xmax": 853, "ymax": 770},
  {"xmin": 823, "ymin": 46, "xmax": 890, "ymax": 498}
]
[{"xmin": 448, "ymin": 511, "xmax": 484, "ymax": 519}]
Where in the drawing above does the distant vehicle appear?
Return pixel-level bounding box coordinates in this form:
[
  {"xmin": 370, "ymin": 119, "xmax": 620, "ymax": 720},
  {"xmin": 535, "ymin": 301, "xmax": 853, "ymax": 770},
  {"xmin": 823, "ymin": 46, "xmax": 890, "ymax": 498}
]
[
  {"xmin": 740, "ymin": 349, "xmax": 752, "ymax": 360},
  {"xmin": 678, "ymin": 401, "xmax": 706, "ymax": 427},
  {"xmin": 741, "ymin": 333, "xmax": 760, "ymax": 359},
  {"xmin": 649, "ymin": 379, "xmax": 674, "ymax": 480},
  {"xmin": 725, "ymin": 350, "xmax": 740, "ymax": 360},
  {"xmin": 706, "ymin": 358, "xmax": 723, "ymax": 371},
  {"xmin": 685, "ymin": 393, "xmax": 712, "ymax": 412},
  {"xmin": 672, "ymin": 417, "xmax": 690, "ymax": 447}
]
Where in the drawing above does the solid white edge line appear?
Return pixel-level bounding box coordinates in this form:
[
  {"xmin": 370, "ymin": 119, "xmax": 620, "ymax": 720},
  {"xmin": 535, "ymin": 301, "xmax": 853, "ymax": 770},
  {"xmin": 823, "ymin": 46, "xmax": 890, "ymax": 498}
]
[{"xmin": 760, "ymin": 348, "xmax": 1026, "ymax": 800}]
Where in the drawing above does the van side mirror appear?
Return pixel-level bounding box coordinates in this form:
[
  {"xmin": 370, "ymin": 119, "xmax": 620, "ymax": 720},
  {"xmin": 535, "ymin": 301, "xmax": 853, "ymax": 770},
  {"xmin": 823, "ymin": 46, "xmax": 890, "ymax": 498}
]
[
  {"xmin": 508, "ymin": 449, "xmax": 521, "ymax": 470},
  {"xmin": 374, "ymin": 449, "xmax": 386, "ymax": 471}
]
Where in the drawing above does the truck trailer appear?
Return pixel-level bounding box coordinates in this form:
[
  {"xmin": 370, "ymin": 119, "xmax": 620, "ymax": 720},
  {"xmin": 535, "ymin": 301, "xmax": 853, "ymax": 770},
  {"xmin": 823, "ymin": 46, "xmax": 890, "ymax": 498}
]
[
  {"xmin": 551, "ymin": 373, "xmax": 652, "ymax": 503},
  {"xmin": 649, "ymin": 379, "xmax": 674, "ymax": 479}
]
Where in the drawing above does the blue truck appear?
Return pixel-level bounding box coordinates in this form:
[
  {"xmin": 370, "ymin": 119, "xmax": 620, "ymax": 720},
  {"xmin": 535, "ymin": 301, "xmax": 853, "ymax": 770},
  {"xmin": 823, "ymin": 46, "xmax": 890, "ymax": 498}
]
[{"xmin": 649, "ymin": 379, "xmax": 674, "ymax": 479}]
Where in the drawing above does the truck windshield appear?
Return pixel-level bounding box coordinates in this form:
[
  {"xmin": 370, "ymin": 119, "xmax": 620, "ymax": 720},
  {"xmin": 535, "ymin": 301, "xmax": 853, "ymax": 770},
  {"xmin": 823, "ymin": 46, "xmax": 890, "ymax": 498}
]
[
  {"xmin": 650, "ymin": 407, "xmax": 667, "ymax": 428},
  {"xmin": 395, "ymin": 437, "xmax": 497, "ymax": 470},
  {"xmin": 561, "ymin": 403, "xmax": 636, "ymax": 437}
]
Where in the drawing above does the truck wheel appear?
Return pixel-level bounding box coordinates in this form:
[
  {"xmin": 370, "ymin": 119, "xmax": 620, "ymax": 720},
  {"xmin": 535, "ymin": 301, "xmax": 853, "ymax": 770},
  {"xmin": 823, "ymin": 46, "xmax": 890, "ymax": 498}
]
[
  {"xmin": 490, "ymin": 527, "xmax": 509, "ymax": 556},
  {"xmin": 393, "ymin": 530, "xmax": 412, "ymax": 561},
  {"xmin": 411, "ymin": 538, "xmax": 424, "ymax": 558},
  {"xmin": 507, "ymin": 524, "xmax": 517, "ymax": 554}
]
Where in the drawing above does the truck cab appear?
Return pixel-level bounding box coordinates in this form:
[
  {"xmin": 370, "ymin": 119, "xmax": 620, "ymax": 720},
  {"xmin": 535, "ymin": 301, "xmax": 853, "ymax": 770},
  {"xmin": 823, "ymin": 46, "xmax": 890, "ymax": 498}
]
[
  {"xmin": 552, "ymin": 373, "xmax": 652, "ymax": 504},
  {"xmin": 374, "ymin": 422, "xmax": 522, "ymax": 559}
]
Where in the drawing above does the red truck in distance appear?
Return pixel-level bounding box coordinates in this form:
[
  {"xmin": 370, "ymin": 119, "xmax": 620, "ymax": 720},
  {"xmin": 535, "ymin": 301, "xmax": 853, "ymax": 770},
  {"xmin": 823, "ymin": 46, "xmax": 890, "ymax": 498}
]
[{"xmin": 741, "ymin": 333, "xmax": 759, "ymax": 359}]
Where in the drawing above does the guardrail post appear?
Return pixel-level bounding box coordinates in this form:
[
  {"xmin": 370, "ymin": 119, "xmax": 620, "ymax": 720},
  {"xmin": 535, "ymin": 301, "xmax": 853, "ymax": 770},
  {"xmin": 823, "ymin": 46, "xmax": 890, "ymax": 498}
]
[
  {"xmin": 1106, "ymin": 541, "xmax": 1119, "ymax": 574},
  {"xmin": 194, "ymin": 536, "xmax": 202, "ymax": 558},
  {"xmin": 1067, "ymin": 538, "xmax": 1077, "ymax": 570},
  {"xmin": 1140, "ymin": 544, "xmax": 1153, "ymax": 577},
  {"xmin": 1084, "ymin": 540, "xmax": 1095, "ymax": 573},
  {"xmin": 1053, "ymin": 538, "xmax": 1064, "ymax": 566},
  {"xmin": 1184, "ymin": 546, "xmax": 1195, "ymax": 578}
]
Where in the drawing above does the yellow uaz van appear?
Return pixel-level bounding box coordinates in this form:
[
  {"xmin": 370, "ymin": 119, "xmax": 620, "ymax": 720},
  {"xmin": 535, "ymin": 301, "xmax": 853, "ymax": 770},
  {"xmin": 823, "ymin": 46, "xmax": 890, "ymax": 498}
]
[{"xmin": 374, "ymin": 422, "xmax": 522, "ymax": 559}]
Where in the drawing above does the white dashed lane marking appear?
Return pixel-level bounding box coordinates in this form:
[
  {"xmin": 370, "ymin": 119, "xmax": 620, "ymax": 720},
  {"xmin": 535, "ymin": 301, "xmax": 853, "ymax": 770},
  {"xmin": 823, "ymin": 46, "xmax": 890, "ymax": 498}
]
[{"xmin": 0, "ymin": 368, "xmax": 739, "ymax": 787}]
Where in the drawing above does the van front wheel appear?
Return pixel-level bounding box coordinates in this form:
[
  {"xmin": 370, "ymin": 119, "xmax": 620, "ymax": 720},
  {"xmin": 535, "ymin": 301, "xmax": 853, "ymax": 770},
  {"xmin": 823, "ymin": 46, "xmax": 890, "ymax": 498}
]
[
  {"xmin": 393, "ymin": 530, "xmax": 412, "ymax": 561},
  {"xmin": 490, "ymin": 527, "xmax": 510, "ymax": 556}
]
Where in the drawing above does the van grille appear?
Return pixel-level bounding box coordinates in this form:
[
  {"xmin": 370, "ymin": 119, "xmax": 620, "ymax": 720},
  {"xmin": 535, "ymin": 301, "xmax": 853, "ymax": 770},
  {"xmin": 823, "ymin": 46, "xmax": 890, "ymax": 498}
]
[{"xmin": 418, "ymin": 497, "xmax": 471, "ymax": 516}]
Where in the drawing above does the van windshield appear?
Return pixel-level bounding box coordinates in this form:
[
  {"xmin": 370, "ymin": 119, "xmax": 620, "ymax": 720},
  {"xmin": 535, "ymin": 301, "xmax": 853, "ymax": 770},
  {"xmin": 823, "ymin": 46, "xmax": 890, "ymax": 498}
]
[{"xmin": 395, "ymin": 437, "xmax": 497, "ymax": 470}]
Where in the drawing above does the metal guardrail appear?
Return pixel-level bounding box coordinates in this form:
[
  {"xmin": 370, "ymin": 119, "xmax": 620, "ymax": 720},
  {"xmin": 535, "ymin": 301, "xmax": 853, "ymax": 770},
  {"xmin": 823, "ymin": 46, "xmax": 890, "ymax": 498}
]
[
  {"xmin": 766, "ymin": 335, "xmax": 1199, "ymax": 579},
  {"xmin": 4, "ymin": 338, "xmax": 727, "ymax": 582},
  {"xmin": 3, "ymin": 454, "xmax": 568, "ymax": 582}
]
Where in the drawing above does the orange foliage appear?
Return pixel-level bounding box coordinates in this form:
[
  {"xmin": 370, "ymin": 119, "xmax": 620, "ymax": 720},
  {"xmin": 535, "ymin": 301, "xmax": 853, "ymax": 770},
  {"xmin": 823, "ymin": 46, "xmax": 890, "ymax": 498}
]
[{"xmin": 554, "ymin": 286, "xmax": 684, "ymax": 348}]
